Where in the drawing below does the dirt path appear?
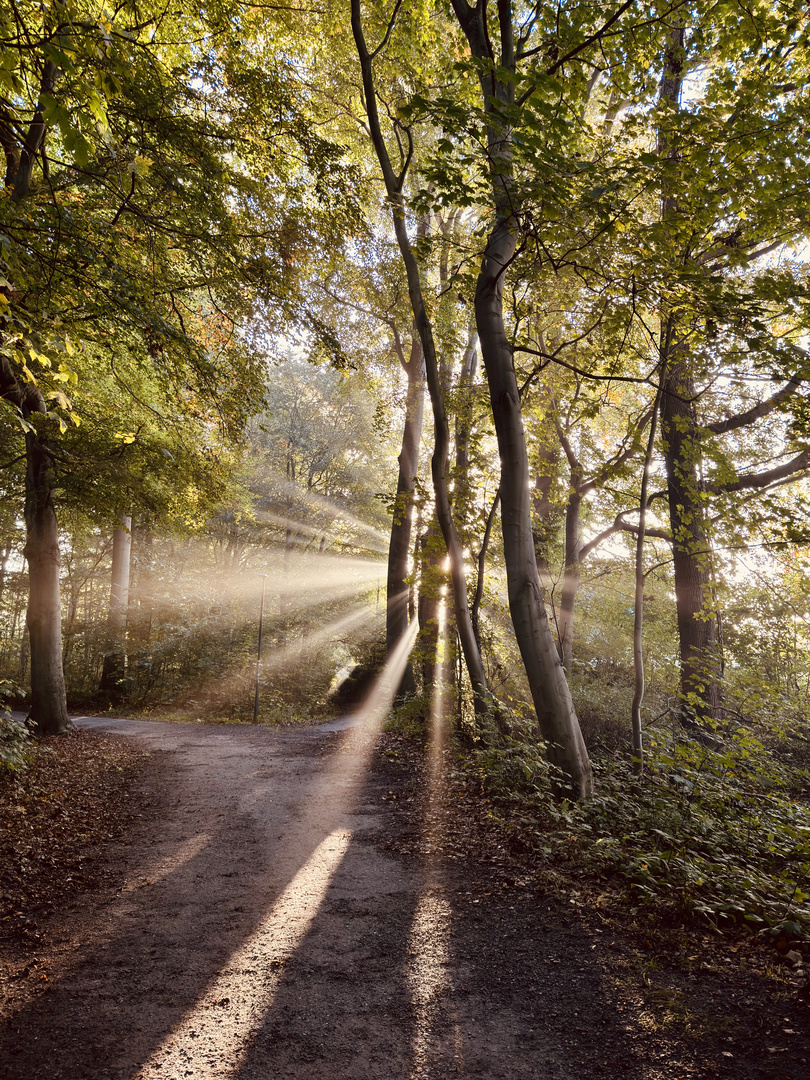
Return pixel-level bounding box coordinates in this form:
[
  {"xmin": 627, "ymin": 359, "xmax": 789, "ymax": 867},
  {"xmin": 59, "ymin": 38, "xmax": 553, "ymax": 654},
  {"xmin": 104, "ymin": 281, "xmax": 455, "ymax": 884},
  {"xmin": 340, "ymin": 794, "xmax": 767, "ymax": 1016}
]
[{"xmin": 1, "ymin": 715, "xmax": 808, "ymax": 1079}]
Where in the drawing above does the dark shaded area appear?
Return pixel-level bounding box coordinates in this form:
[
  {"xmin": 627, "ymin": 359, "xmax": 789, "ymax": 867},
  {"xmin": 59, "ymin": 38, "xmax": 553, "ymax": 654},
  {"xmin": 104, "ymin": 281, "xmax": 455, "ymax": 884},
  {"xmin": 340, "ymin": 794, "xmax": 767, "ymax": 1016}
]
[
  {"xmin": 329, "ymin": 661, "xmax": 384, "ymax": 708},
  {"xmin": 0, "ymin": 719, "xmax": 808, "ymax": 1080}
]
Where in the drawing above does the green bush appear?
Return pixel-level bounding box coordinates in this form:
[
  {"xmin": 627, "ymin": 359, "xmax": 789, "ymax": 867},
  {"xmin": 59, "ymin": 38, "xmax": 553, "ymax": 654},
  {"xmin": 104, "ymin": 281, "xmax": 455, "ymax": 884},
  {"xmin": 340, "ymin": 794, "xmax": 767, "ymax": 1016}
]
[
  {"xmin": 0, "ymin": 681, "xmax": 33, "ymax": 772},
  {"xmin": 464, "ymin": 720, "xmax": 810, "ymax": 938}
]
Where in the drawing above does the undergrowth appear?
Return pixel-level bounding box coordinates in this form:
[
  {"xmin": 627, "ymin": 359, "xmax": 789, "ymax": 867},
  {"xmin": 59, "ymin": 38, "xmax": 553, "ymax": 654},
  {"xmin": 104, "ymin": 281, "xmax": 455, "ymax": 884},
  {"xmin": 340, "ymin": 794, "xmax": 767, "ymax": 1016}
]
[
  {"xmin": 463, "ymin": 718, "xmax": 810, "ymax": 939},
  {"xmin": 0, "ymin": 680, "xmax": 33, "ymax": 772}
]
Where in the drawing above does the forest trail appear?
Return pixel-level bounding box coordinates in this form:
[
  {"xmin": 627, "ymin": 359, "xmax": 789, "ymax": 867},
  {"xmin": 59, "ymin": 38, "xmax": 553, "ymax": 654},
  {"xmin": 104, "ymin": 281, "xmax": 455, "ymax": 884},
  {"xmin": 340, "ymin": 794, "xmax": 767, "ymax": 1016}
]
[{"xmin": 1, "ymin": 714, "xmax": 808, "ymax": 1080}]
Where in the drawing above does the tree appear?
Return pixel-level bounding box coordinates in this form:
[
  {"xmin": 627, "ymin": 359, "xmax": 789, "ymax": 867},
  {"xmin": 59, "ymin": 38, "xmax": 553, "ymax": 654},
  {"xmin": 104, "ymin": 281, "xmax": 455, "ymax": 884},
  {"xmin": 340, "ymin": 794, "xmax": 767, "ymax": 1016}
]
[
  {"xmin": 0, "ymin": 0, "xmax": 349, "ymax": 730},
  {"xmin": 351, "ymin": 0, "xmax": 495, "ymax": 725}
]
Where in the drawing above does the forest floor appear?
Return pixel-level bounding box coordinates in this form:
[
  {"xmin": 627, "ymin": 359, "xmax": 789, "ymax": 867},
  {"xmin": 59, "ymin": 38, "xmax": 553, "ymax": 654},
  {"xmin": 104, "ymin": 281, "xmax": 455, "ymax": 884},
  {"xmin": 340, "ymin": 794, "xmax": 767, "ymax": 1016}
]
[{"xmin": 0, "ymin": 714, "xmax": 809, "ymax": 1080}]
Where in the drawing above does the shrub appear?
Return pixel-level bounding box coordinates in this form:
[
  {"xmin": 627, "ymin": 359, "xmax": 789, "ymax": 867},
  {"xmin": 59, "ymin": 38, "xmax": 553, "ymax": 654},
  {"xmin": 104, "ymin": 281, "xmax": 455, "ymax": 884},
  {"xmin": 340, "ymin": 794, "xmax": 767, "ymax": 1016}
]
[
  {"xmin": 464, "ymin": 719, "xmax": 810, "ymax": 938},
  {"xmin": 0, "ymin": 681, "xmax": 33, "ymax": 772}
]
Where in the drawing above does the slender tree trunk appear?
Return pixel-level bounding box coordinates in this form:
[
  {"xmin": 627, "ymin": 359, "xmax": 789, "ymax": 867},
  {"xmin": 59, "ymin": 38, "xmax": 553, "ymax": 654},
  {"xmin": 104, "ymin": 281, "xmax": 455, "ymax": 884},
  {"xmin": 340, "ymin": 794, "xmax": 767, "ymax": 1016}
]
[
  {"xmin": 631, "ymin": 382, "xmax": 663, "ymax": 773},
  {"xmin": 453, "ymin": 322, "xmax": 478, "ymax": 521},
  {"xmin": 531, "ymin": 438, "xmax": 560, "ymax": 586},
  {"xmin": 0, "ymin": 546, "xmax": 8, "ymax": 607},
  {"xmin": 451, "ymin": 0, "xmax": 592, "ymax": 797},
  {"xmin": 557, "ymin": 489, "xmax": 582, "ymax": 674},
  {"xmin": 471, "ymin": 488, "xmax": 500, "ymax": 650},
  {"xmin": 387, "ymin": 333, "xmax": 425, "ymax": 698},
  {"xmin": 99, "ymin": 516, "xmax": 132, "ymax": 704},
  {"xmin": 417, "ymin": 518, "xmax": 444, "ymax": 690},
  {"xmin": 62, "ymin": 576, "xmax": 80, "ymax": 675},
  {"xmin": 19, "ymin": 625, "xmax": 29, "ymax": 683},
  {"xmin": 476, "ymin": 228, "xmax": 592, "ymax": 794},
  {"xmin": 352, "ymin": 2, "xmax": 493, "ymax": 716}
]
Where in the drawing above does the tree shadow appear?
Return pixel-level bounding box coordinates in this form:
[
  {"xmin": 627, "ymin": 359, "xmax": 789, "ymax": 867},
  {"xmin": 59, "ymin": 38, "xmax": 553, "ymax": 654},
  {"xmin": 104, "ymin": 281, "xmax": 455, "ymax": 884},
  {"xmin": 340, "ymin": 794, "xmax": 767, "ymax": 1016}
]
[
  {"xmin": 229, "ymin": 741, "xmax": 653, "ymax": 1080},
  {"xmin": 0, "ymin": 719, "xmax": 372, "ymax": 1080}
]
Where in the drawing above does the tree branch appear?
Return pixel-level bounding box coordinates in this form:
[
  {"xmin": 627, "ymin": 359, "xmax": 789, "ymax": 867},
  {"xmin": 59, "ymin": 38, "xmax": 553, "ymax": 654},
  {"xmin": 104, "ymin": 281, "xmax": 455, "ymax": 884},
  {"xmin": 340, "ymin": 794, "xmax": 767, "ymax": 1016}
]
[{"xmin": 706, "ymin": 376, "xmax": 802, "ymax": 435}]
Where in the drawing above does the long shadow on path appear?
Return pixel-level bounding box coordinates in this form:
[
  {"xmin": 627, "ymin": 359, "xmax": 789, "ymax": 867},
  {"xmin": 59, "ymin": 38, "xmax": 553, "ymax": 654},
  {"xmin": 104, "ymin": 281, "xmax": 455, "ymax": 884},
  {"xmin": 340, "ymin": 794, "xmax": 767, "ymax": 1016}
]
[
  {"xmin": 0, "ymin": 717, "xmax": 375, "ymax": 1080},
  {"xmin": 8, "ymin": 714, "xmax": 797, "ymax": 1080}
]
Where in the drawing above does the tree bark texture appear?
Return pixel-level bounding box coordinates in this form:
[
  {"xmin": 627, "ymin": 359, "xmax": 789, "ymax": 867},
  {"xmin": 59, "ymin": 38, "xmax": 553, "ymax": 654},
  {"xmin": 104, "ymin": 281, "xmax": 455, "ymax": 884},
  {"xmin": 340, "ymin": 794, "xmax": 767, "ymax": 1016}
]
[
  {"xmin": 23, "ymin": 429, "xmax": 70, "ymax": 734},
  {"xmin": 99, "ymin": 516, "xmax": 133, "ymax": 703},
  {"xmin": 660, "ymin": 345, "xmax": 721, "ymax": 715},
  {"xmin": 387, "ymin": 334, "xmax": 425, "ymax": 698}
]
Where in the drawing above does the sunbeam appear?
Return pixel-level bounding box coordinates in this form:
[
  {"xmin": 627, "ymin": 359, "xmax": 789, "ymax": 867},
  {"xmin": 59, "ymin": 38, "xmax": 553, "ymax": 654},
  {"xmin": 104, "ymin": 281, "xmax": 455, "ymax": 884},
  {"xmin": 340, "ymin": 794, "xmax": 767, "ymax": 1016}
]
[
  {"xmin": 407, "ymin": 599, "xmax": 464, "ymax": 1078},
  {"xmin": 346, "ymin": 619, "xmax": 420, "ymax": 733},
  {"xmin": 407, "ymin": 889, "xmax": 461, "ymax": 1079},
  {"xmin": 171, "ymin": 603, "xmax": 383, "ymax": 716},
  {"xmin": 120, "ymin": 834, "xmax": 211, "ymax": 895},
  {"xmin": 260, "ymin": 605, "xmax": 380, "ymax": 676},
  {"xmin": 256, "ymin": 473, "xmax": 390, "ymax": 550},
  {"xmin": 131, "ymin": 622, "xmax": 420, "ymax": 1078},
  {"xmin": 181, "ymin": 551, "xmax": 386, "ymax": 604},
  {"xmin": 135, "ymin": 829, "xmax": 352, "ymax": 1079}
]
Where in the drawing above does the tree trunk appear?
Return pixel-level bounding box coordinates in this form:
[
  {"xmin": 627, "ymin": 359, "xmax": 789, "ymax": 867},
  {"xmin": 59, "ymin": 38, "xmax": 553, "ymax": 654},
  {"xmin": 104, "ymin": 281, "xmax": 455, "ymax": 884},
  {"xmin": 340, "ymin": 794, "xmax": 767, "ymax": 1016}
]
[
  {"xmin": 658, "ymin": 22, "xmax": 720, "ymax": 719},
  {"xmin": 99, "ymin": 516, "xmax": 133, "ymax": 704},
  {"xmin": 660, "ymin": 346, "xmax": 721, "ymax": 716},
  {"xmin": 631, "ymin": 383, "xmax": 663, "ymax": 773},
  {"xmin": 0, "ymin": 546, "xmax": 8, "ymax": 607},
  {"xmin": 19, "ymin": 625, "xmax": 29, "ymax": 683},
  {"xmin": 557, "ymin": 489, "xmax": 582, "ymax": 674},
  {"xmin": 352, "ymin": 1, "xmax": 493, "ymax": 716},
  {"xmin": 453, "ymin": 322, "xmax": 478, "ymax": 523},
  {"xmin": 387, "ymin": 333, "xmax": 425, "ymax": 699},
  {"xmin": 451, "ymin": 0, "xmax": 592, "ymax": 798},
  {"xmin": 476, "ymin": 225, "xmax": 592, "ymax": 795},
  {"xmin": 417, "ymin": 518, "xmax": 444, "ymax": 690},
  {"xmin": 531, "ymin": 438, "xmax": 561, "ymax": 586},
  {"xmin": 24, "ymin": 429, "xmax": 70, "ymax": 734}
]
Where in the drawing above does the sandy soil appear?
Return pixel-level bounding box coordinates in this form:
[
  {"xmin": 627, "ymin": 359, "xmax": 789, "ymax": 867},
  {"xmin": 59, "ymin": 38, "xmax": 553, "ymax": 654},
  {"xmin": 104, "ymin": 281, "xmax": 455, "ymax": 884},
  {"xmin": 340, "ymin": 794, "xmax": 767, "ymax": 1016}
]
[{"xmin": 1, "ymin": 715, "xmax": 808, "ymax": 1079}]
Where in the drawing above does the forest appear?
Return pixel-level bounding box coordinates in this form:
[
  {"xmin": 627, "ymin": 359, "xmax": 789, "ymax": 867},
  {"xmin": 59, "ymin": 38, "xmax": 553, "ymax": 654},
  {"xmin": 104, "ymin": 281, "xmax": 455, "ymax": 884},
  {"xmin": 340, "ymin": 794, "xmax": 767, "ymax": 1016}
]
[{"xmin": 2, "ymin": 0, "xmax": 810, "ymax": 964}]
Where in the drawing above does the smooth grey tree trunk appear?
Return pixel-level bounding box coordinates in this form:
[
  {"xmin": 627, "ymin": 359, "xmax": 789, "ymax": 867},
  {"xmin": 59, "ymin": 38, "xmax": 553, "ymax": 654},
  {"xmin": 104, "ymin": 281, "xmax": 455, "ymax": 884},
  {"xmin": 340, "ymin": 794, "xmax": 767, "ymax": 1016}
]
[
  {"xmin": 475, "ymin": 227, "xmax": 592, "ymax": 795},
  {"xmin": 99, "ymin": 516, "xmax": 133, "ymax": 703},
  {"xmin": 387, "ymin": 333, "xmax": 425, "ymax": 698},
  {"xmin": 450, "ymin": 0, "xmax": 592, "ymax": 797}
]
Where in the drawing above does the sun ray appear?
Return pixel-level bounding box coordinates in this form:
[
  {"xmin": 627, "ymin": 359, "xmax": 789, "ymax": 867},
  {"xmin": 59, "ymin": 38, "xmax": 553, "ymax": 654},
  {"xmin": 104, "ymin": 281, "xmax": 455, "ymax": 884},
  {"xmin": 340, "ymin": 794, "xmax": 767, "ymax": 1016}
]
[
  {"xmin": 131, "ymin": 622, "xmax": 420, "ymax": 1078},
  {"xmin": 407, "ymin": 599, "xmax": 464, "ymax": 1078},
  {"xmin": 135, "ymin": 829, "xmax": 352, "ymax": 1079}
]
